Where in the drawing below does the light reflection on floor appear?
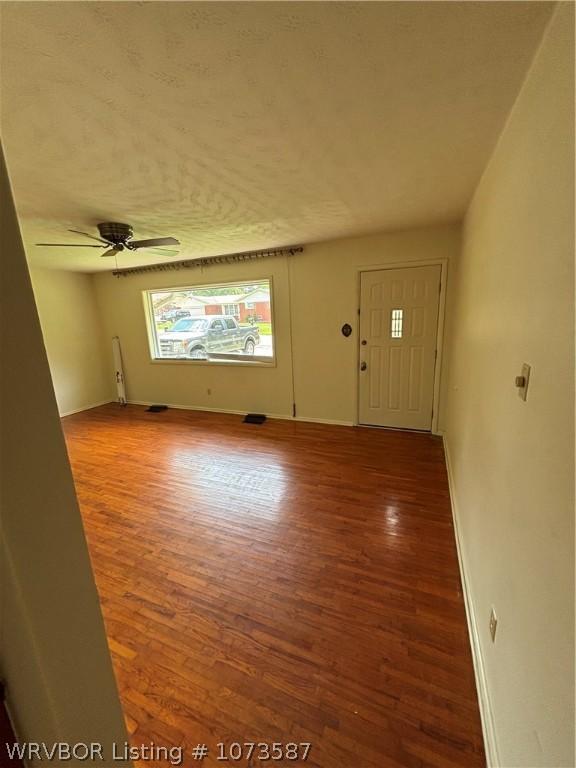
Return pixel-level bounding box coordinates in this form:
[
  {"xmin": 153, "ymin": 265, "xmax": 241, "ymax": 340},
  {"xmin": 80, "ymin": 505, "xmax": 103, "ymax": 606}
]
[{"xmin": 167, "ymin": 447, "xmax": 288, "ymax": 516}]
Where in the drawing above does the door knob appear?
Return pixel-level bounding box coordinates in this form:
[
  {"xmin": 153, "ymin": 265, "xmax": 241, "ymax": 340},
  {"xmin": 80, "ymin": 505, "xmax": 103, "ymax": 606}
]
[{"xmin": 360, "ymin": 361, "xmax": 367, "ymax": 371}]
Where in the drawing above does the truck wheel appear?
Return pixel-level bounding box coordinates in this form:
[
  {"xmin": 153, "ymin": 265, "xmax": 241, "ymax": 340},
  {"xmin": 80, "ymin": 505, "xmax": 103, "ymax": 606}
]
[
  {"xmin": 189, "ymin": 346, "xmax": 207, "ymax": 360},
  {"xmin": 244, "ymin": 339, "xmax": 255, "ymax": 355}
]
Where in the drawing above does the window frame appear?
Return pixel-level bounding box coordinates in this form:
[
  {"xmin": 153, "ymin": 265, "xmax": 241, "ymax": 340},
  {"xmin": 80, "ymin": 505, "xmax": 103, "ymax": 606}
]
[{"xmin": 143, "ymin": 277, "xmax": 276, "ymax": 367}]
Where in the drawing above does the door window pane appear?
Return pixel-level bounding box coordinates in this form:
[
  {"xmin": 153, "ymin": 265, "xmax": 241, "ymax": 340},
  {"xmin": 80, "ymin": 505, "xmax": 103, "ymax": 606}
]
[{"xmin": 391, "ymin": 309, "xmax": 403, "ymax": 338}]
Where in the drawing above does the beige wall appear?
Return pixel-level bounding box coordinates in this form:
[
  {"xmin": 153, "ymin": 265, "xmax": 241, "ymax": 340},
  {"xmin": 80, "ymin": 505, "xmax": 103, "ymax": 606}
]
[
  {"xmin": 291, "ymin": 227, "xmax": 458, "ymax": 424},
  {"xmin": 443, "ymin": 5, "xmax": 574, "ymax": 767},
  {"xmin": 31, "ymin": 268, "xmax": 114, "ymax": 416},
  {"xmin": 0, "ymin": 149, "xmax": 130, "ymax": 763},
  {"xmin": 93, "ymin": 223, "xmax": 459, "ymax": 426}
]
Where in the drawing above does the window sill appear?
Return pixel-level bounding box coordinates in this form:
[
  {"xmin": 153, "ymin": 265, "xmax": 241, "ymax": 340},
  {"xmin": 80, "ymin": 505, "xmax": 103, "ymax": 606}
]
[{"xmin": 149, "ymin": 357, "xmax": 276, "ymax": 368}]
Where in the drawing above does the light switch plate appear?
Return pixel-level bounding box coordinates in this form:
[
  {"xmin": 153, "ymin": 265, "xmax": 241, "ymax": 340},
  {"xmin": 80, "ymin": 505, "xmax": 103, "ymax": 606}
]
[{"xmin": 516, "ymin": 363, "xmax": 531, "ymax": 401}]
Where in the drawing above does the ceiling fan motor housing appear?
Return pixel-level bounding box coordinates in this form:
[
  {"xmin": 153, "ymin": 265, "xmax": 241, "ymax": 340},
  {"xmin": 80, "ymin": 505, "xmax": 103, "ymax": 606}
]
[{"xmin": 97, "ymin": 222, "xmax": 133, "ymax": 244}]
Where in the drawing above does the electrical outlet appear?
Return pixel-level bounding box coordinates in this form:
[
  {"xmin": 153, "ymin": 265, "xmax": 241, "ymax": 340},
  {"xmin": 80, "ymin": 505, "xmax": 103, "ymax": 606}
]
[{"xmin": 489, "ymin": 608, "xmax": 498, "ymax": 642}]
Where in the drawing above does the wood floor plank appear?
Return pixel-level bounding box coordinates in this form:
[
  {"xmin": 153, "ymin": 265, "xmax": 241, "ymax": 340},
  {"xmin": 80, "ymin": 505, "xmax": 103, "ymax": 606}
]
[{"xmin": 62, "ymin": 404, "xmax": 485, "ymax": 768}]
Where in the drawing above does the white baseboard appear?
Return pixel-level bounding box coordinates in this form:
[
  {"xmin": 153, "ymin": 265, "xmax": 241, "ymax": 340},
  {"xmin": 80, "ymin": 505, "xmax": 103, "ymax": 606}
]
[
  {"xmin": 287, "ymin": 414, "xmax": 354, "ymax": 427},
  {"xmin": 127, "ymin": 400, "xmax": 353, "ymax": 427},
  {"xmin": 443, "ymin": 435, "xmax": 500, "ymax": 767},
  {"xmin": 59, "ymin": 399, "xmax": 114, "ymax": 418},
  {"xmin": 128, "ymin": 399, "xmax": 250, "ymax": 417}
]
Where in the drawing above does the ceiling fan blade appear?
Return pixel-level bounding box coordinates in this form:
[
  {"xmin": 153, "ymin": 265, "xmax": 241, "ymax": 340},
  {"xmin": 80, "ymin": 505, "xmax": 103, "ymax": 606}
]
[
  {"xmin": 68, "ymin": 229, "xmax": 110, "ymax": 245},
  {"xmin": 129, "ymin": 237, "xmax": 180, "ymax": 249},
  {"xmin": 147, "ymin": 248, "xmax": 180, "ymax": 256},
  {"xmin": 101, "ymin": 247, "xmax": 122, "ymax": 258},
  {"xmin": 36, "ymin": 243, "xmax": 106, "ymax": 248}
]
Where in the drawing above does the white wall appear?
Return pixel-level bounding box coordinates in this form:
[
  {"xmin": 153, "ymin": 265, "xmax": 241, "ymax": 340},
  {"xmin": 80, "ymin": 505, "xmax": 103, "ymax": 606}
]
[
  {"xmin": 31, "ymin": 268, "xmax": 114, "ymax": 416},
  {"xmin": 93, "ymin": 223, "xmax": 459, "ymax": 426},
  {"xmin": 443, "ymin": 5, "xmax": 574, "ymax": 767},
  {"xmin": 0, "ymin": 148, "xmax": 130, "ymax": 764}
]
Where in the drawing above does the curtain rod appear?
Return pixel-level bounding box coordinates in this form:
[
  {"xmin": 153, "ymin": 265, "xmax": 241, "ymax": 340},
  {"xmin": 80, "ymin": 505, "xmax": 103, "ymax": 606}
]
[{"xmin": 112, "ymin": 245, "xmax": 304, "ymax": 277}]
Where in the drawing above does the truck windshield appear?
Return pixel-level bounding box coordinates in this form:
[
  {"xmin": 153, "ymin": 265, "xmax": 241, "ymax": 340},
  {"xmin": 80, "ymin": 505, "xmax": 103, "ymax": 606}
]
[{"xmin": 170, "ymin": 318, "xmax": 209, "ymax": 332}]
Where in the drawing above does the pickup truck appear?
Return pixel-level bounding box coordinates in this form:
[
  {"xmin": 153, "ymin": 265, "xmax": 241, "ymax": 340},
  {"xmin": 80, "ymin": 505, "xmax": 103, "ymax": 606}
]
[
  {"xmin": 158, "ymin": 315, "xmax": 260, "ymax": 360},
  {"xmin": 160, "ymin": 308, "xmax": 191, "ymax": 322}
]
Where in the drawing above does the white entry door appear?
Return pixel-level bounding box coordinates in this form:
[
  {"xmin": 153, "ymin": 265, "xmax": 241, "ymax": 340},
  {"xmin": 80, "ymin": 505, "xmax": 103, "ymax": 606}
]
[{"xmin": 358, "ymin": 265, "xmax": 441, "ymax": 430}]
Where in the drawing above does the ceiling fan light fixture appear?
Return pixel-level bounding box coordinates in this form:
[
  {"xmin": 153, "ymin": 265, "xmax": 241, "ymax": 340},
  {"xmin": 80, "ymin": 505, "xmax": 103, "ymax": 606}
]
[{"xmin": 96, "ymin": 222, "xmax": 134, "ymax": 244}]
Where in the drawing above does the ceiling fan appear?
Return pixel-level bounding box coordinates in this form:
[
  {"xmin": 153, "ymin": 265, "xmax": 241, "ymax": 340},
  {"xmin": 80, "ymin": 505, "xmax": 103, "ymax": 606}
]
[{"xmin": 36, "ymin": 222, "xmax": 180, "ymax": 258}]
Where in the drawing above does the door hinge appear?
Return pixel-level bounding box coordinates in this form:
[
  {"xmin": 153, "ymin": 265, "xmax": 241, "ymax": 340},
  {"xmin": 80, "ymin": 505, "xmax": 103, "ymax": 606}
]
[{"xmin": 292, "ymin": 402, "xmax": 297, "ymax": 417}]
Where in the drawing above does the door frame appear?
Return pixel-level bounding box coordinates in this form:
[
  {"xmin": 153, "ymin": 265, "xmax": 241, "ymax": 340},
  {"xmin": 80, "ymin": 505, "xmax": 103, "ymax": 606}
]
[{"xmin": 355, "ymin": 258, "xmax": 449, "ymax": 434}]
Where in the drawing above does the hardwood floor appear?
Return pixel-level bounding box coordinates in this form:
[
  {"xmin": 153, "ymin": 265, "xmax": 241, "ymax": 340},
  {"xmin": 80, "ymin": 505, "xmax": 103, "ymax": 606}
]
[{"xmin": 62, "ymin": 404, "xmax": 485, "ymax": 768}]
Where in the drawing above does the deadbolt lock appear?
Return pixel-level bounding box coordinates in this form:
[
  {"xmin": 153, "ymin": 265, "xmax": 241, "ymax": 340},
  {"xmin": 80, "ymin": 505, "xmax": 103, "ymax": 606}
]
[{"xmin": 360, "ymin": 361, "xmax": 367, "ymax": 371}]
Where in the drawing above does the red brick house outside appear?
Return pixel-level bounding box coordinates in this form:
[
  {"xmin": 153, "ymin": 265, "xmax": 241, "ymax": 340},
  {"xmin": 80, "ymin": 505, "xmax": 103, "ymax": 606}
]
[
  {"xmin": 241, "ymin": 300, "xmax": 271, "ymax": 323},
  {"xmin": 203, "ymin": 289, "xmax": 271, "ymax": 323}
]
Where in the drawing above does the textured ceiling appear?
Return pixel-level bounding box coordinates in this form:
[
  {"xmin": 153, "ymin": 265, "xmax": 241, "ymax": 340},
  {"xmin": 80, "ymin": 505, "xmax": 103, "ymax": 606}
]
[{"xmin": 1, "ymin": 1, "xmax": 552, "ymax": 272}]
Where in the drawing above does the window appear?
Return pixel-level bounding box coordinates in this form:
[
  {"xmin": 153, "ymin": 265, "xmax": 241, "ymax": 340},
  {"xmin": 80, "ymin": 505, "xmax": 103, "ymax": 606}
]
[
  {"xmin": 145, "ymin": 279, "xmax": 274, "ymax": 364},
  {"xmin": 390, "ymin": 309, "xmax": 403, "ymax": 338}
]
